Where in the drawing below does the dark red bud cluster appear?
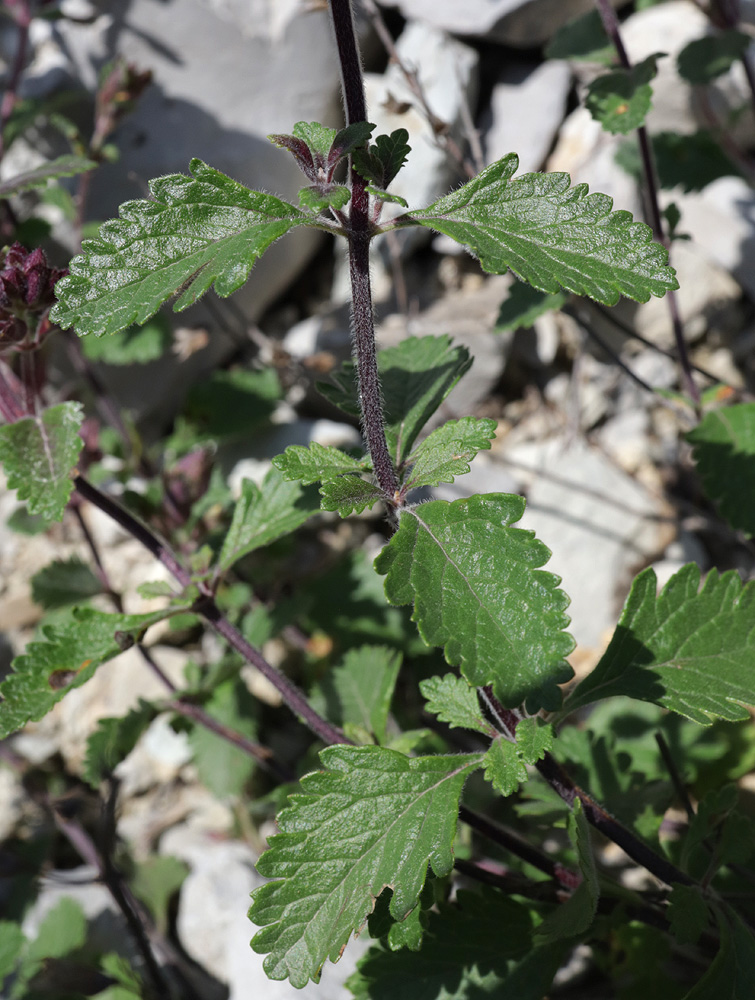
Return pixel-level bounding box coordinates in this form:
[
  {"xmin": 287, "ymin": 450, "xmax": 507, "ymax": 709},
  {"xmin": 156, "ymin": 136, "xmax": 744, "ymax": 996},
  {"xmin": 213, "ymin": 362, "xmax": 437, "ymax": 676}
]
[{"xmin": 0, "ymin": 242, "xmax": 67, "ymax": 351}]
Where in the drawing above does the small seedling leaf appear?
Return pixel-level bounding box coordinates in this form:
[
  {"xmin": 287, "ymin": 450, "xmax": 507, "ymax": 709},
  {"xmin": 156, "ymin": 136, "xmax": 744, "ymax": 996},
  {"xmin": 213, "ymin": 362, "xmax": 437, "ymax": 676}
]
[{"xmin": 404, "ymin": 417, "xmax": 496, "ymax": 492}]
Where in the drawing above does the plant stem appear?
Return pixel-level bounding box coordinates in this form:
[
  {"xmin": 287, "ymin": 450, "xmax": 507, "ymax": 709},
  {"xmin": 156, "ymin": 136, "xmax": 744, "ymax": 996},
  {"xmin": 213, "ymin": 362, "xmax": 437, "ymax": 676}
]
[
  {"xmin": 73, "ymin": 475, "xmax": 347, "ymax": 747},
  {"xmin": 0, "ymin": 0, "xmax": 31, "ymax": 164},
  {"xmin": 594, "ymin": 0, "xmax": 700, "ymax": 408},
  {"xmin": 328, "ymin": 0, "xmax": 399, "ymax": 500},
  {"xmin": 479, "ymin": 685, "xmax": 695, "ymax": 889},
  {"xmin": 52, "ymin": 803, "xmax": 171, "ymax": 1000}
]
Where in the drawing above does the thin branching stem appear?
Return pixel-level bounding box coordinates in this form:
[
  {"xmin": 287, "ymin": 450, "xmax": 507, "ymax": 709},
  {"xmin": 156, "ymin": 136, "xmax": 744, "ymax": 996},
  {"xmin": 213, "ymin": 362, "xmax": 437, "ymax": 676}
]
[
  {"xmin": 73, "ymin": 475, "xmax": 347, "ymax": 747},
  {"xmin": 594, "ymin": 0, "xmax": 700, "ymax": 408}
]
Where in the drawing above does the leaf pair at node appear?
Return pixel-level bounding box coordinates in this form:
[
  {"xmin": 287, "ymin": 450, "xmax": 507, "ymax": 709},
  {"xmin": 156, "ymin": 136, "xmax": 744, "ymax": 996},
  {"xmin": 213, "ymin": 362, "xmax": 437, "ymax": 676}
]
[{"xmin": 269, "ymin": 120, "xmax": 374, "ymax": 213}]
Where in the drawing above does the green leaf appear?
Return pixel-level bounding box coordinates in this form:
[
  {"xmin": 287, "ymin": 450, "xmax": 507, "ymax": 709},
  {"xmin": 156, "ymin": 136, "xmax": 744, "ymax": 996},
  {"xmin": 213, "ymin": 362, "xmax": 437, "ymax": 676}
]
[
  {"xmin": 481, "ymin": 721, "xmax": 553, "ymax": 797},
  {"xmin": 353, "ymin": 129, "xmax": 411, "ymax": 191},
  {"xmin": 545, "ymin": 9, "xmax": 616, "ymax": 65},
  {"xmin": 272, "ymin": 442, "xmax": 370, "ymax": 485},
  {"xmin": 30, "ymin": 556, "xmax": 103, "ymax": 610},
  {"xmin": 80, "ymin": 314, "xmax": 172, "ymax": 365},
  {"xmin": 685, "ymin": 911, "xmax": 755, "ymax": 1000},
  {"xmin": 51, "ymin": 159, "xmax": 307, "ymax": 337},
  {"xmin": 0, "ymin": 607, "xmax": 170, "ymax": 740},
  {"xmin": 217, "ymin": 468, "xmax": 319, "ymax": 573},
  {"xmin": 130, "ymin": 855, "xmax": 189, "ymax": 935},
  {"xmin": 419, "ymin": 673, "xmax": 492, "ymax": 735},
  {"xmin": 83, "ymin": 699, "xmax": 158, "ymax": 785},
  {"xmin": 536, "ymin": 799, "xmax": 598, "ymax": 943},
  {"xmin": 292, "ymin": 120, "xmax": 337, "ymax": 157},
  {"xmin": 375, "ymin": 494, "xmax": 575, "ymax": 707},
  {"xmin": 366, "ymin": 186, "xmax": 409, "ymax": 208},
  {"xmin": 315, "ymin": 646, "xmax": 401, "ymax": 744},
  {"xmin": 0, "ymin": 401, "xmax": 83, "ymax": 522},
  {"xmin": 687, "ymin": 403, "xmax": 755, "ymax": 537},
  {"xmin": 483, "ymin": 737, "xmax": 527, "ymax": 796},
  {"xmin": 494, "ymin": 281, "xmax": 568, "ymax": 331},
  {"xmin": 184, "ymin": 366, "xmax": 280, "ymax": 440},
  {"xmin": 0, "ymin": 922, "xmax": 24, "ymax": 983},
  {"xmin": 399, "ymin": 155, "xmax": 677, "ymax": 306},
  {"xmin": 677, "ymin": 31, "xmax": 751, "ymax": 85},
  {"xmin": 248, "ymin": 745, "xmax": 482, "ymax": 987},
  {"xmin": 27, "ymin": 897, "xmax": 87, "ymax": 960},
  {"xmin": 668, "ymin": 884, "xmax": 710, "ymax": 946},
  {"xmin": 298, "ymin": 184, "xmax": 350, "ymax": 213},
  {"xmin": 187, "ymin": 678, "xmax": 260, "ymax": 797},
  {"xmin": 404, "ymin": 417, "xmax": 496, "ymax": 492},
  {"xmin": 616, "ymin": 130, "xmax": 741, "ymax": 193},
  {"xmin": 564, "ymin": 564, "xmax": 755, "ymax": 724},
  {"xmin": 585, "ymin": 54, "xmax": 661, "ymax": 135},
  {"xmin": 516, "ymin": 717, "xmax": 554, "ymax": 765},
  {"xmin": 0, "ymin": 154, "xmax": 96, "ymax": 198},
  {"xmin": 349, "ymin": 888, "xmax": 565, "ymax": 1000},
  {"xmin": 319, "ymin": 335, "xmax": 472, "ymax": 466},
  {"xmin": 320, "ymin": 476, "xmax": 384, "ymax": 516}
]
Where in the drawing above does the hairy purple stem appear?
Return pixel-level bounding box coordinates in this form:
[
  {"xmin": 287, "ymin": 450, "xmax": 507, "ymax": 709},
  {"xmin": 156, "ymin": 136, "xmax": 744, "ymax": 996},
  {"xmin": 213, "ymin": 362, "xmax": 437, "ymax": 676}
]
[
  {"xmin": 594, "ymin": 0, "xmax": 700, "ymax": 408},
  {"xmin": 329, "ymin": 0, "xmax": 398, "ymax": 500},
  {"xmin": 0, "ymin": 0, "xmax": 31, "ymax": 164}
]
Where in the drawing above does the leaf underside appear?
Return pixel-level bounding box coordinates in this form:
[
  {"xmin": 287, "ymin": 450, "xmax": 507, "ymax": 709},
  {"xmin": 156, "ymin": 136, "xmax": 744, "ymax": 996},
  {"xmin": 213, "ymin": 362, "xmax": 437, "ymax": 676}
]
[
  {"xmin": 51, "ymin": 159, "xmax": 307, "ymax": 337},
  {"xmin": 400, "ymin": 154, "xmax": 677, "ymax": 306},
  {"xmin": 565, "ymin": 564, "xmax": 755, "ymax": 724},
  {"xmin": 375, "ymin": 494, "xmax": 575, "ymax": 707},
  {"xmin": 249, "ymin": 744, "xmax": 481, "ymax": 987}
]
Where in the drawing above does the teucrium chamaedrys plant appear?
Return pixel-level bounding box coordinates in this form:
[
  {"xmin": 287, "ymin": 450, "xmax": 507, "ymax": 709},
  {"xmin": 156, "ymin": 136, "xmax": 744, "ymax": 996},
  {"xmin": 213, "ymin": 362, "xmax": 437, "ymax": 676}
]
[{"xmin": 2, "ymin": 0, "xmax": 755, "ymax": 995}]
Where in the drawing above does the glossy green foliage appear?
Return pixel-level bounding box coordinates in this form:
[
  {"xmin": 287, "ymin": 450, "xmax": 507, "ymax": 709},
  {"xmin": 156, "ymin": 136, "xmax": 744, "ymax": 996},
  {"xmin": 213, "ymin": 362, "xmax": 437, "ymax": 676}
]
[
  {"xmin": 319, "ymin": 335, "xmax": 472, "ymax": 466},
  {"xmin": 272, "ymin": 443, "xmax": 380, "ymax": 515},
  {"xmin": 400, "ymin": 155, "xmax": 678, "ymax": 305},
  {"xmin": 376, "ymin": 494, "xmax": 575, "ymax": 707},
  {"xmin": 564, "ymin": 565, "xmax": 755, "ymax": 723},
  {"xmin": 51, "ymin": 159, "xmax": 308, "ymax": 336},
  {"xmin": 585, "ymin": 54, "xmax": 660, "ymax": 135},
  {"xmin": 217, "ymin": 468, "xmax": 319, "ymax": 573},
  {"xmin": 687, "ymin": 403, "xmax": 755, "ymax": 537},
  {"xmin": 0, "ymin": 401, "xmax": 83, "ymax": 522},
  {"xmin": 403, "ymin": 417, "xmax": 496, "ymax": 492},
  {"xmin": 0, "ymin": 608, "xmax": 171, "ymax": 740},
  {"xmin": 249, "ymin": 745, "xmax": 482, "ymax": 987}
]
